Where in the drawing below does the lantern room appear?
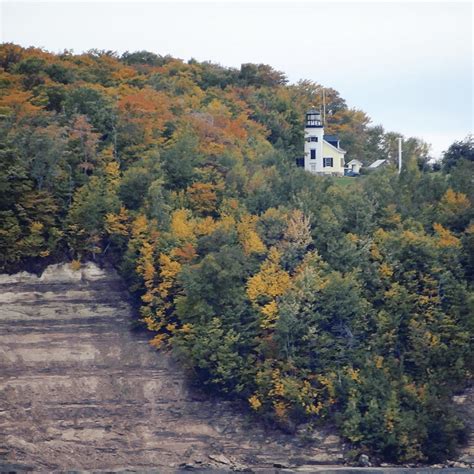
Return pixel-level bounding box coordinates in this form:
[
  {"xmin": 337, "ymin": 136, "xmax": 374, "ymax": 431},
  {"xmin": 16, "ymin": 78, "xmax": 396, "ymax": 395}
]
[{"xmin": 305, "ymin": 108, "xmax": 323, "ymax": 128}]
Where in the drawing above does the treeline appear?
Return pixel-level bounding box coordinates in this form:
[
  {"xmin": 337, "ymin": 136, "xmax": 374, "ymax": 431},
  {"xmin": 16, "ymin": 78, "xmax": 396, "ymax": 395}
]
[{"xmin": 0, "ymin": 43, "xmax": 472, "ymax": 463}]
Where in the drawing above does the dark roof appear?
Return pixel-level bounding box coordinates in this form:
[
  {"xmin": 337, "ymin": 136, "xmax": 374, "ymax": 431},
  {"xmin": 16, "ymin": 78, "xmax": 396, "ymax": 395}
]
[{"xmin": 323, "ymin": 134, "xmax": 339, "ymax": 142}]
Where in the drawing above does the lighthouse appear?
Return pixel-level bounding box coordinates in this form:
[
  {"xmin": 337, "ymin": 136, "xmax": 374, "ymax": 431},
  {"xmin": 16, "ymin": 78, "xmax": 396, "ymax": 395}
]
[
  {"xmin": 303, "ymin": 108, "xmax": 346, "ymax": 176},
  {"xmin": 304, "ymin": 109, "xmax": 325, "ymax": 174}
]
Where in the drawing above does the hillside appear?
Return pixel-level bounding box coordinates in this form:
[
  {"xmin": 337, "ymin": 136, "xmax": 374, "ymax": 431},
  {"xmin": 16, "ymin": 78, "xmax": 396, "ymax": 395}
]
[
  {"xmin": 0, "ymin": 263, "xmax": 344, "ymax": 471},
  {"xmin": 0, "ymin": 43, "xmax": 473, "ymax": 464}
]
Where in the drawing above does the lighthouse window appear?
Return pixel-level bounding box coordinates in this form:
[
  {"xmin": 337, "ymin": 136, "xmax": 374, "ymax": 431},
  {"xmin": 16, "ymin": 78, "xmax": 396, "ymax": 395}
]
[
  {"xmin": 306, "ymin": 114, "xmax": 321, "ymax": 127},
  {"xmin": 323, "ymin": 157, "xmax": 333, "ymax": 167},
  {"xmin": 310, "ymin": 137, "xmax": 318, "ymax": 142},
  {"xmin": 310, "ymin": 150, "xmax": 316, "ymax": 160}
]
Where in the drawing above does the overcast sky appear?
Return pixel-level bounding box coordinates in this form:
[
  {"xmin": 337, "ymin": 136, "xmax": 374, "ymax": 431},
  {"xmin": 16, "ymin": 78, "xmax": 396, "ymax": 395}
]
[{"xmin": 1, "ymin": 1, "xmax": 472, "ymax": 157}]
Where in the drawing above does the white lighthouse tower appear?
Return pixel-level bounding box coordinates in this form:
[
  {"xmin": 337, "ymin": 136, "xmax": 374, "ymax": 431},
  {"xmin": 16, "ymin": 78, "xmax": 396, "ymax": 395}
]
[
  {"xmin": 302, "ymin": 108, "xmax": 347, "ymax": 176},
  {"xmin": 304, "ymin": 108, "xmax": 325, "ymax": 174}
]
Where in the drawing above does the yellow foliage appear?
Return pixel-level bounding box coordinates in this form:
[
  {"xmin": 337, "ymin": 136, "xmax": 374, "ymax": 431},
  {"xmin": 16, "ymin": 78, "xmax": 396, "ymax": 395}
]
[
  {"xmin": 347, "ymin": 233, "xmax": 359, "ymax": 243},
  {"xmin": 180, "ymin": 323, "xmax": 193, "ymax": 334},
  {"xmin": 159, "ymin": 253, "xmax": 181, "ymax": 280},
  {"xmin": 385, "ymin": 412, "xmax": 395, "ymax": 432},
  {"xmin": 425, "ymin": 331, "xmax": 440, "ymax": 348},
  {"xmin": 370, "ymin": 243, "xmax": 382, "ymax": 261},
  {"xmin": 246, "ymin": 248, "xmax": 291, "ymax": 329},
  {"xmin": 217, "ymin": 214, "xmax": 237, "ymax": 232},
  {"xmin": 166, "ymin": 323, "xmax": 177, "ymax": 333},
  {"xmin": 247, "ymin": 248, "xmax": 290, "ymax": 301},
  {"xmin": 260, "ymin": 301, "xmax": 279, "ymax": 328},
  {"xmin": 104, "ymin": 161, "xmax": 121, "ymax": 188},
  {"xmin": 170, "ymin": 209, "xmax": 195, "ymax": 241},
  {"xmin": 374, "ymin": 228, "xmax": 389, "ymax": 242},
  {"xmin": 149, "ymin": 333, "xmax": 167, "ymax": 349},
  {"xmin": 237, "ymin": 215, "xmax": 266, "ymax": 255},
  {"xmin": 317, "ymin": 373, "xmax": 336, "ymax": 400},
  {"xmin": 382, "ymin": 204, "xmax": 402, "ymax": 227},
  {"xmin": 269, "ymin": 369, "xmax": 285, "ymax": 397},
  {"xmin": 440, "ymin": 188, "xmax": 470, "ymax": 210},
  {"xmin": 70, "ymin": 259, "xmax": 81, "ymax": 271},
  {"xmin": 248, "ymin": 394, "xmax": 262, "ymax": 410},
  {"xmin": 105, "ymin": 206, "xmax": 129, "ymax": 236},
  {"xmin": 347, "ymin": 367, "xmax": 361, "ymax": 382},
  {"xmin": 379, "ymin": 262, "xmax": 394, "ymax": 279},
  {"xmin": 131, "ymin": 214, "xmax": 149, "ymax": 239},
  {"xmin": 305, "ymin": 401, "xmax": 324, "ymax": 415},
  {"xmin": 157, "ymin": 253, "xmax": 181, "ymax": 298},
  {"xmin": 141, "ymin": 291, "xmax": 154, "ymax": 304},
  {"xmin": 194, "ymin": 216, "xmax": 218, "ymax": 236},
  {"xmin": 433, "ymin": 223, "xmax": 461, "ymax": 248},
  {"xmin": 143, "ymin": 315, "xmax": 162, "ymax": 332},
  {"xmin": 30, "ymin": 221, "xmax": 44, "ymax": 233},
  {"xmin": 375, "ymin": 355, "xmax": 384, "ymax": 369},
  {"xmin": 384, "ymin": 283, "xmax": 403, "ymax": 300},
  {"xmin": 136, "ymin": 241, "xmax": 156, "ymax": 288}
]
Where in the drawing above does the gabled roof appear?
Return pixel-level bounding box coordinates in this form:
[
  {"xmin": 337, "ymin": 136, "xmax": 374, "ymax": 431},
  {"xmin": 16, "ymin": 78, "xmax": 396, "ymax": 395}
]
[
  {"xmin": 323, "ymin": 134, "xmax": 339, "ymax": 142},
  {"xmin": 347, "ymin": 159, "xmax": 363, "ymax": 165},
  {"xmin": 368, "ymin": 159, "xmax": 387, "ymax": 168},
  {"xmin": 323, "ymin": 139, "xmax": 346, "ymax": 154}
]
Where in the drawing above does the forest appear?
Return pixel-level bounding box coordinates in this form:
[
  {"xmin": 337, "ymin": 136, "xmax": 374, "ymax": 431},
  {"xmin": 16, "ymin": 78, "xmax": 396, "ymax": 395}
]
[{"xmin": 0, "ymin": 43, "xmax": 472, "ymax": 463}]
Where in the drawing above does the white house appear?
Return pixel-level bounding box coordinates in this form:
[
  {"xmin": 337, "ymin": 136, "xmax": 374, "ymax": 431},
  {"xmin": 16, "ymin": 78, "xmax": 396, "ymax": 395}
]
[
  {"xmin": 346, "ymin": 159, "xmax": 363, "ymax": 175},
  {"xmin": 303, "ymin": 109, "xmax": 346, "ymax": 176}
]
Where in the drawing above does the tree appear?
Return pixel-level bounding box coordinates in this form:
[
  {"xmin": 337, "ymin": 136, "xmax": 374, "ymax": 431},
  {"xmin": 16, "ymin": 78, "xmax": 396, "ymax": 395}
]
[
  {"xmin": 442, "ymin": 135, "xmax": 474, "ymax": 172},
  {"xmin": 66, "ymin": 164, "xmax": 121, "ymax": 257}
]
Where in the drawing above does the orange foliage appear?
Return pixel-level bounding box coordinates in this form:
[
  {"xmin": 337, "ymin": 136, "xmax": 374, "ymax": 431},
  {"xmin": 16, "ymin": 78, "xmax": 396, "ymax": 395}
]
[
  {"xmin": 187, "ymin": 182, "xmax": 218, "ymax": 214},
  {"xmin": 0, "ymin": 90, "xmax": 41, "ymax": 118},
  {"xmin": 118, "ymin": 86, "xmax": 173, "ymax": 144},
  {"xmin": 171, "ymin": 243, "xmax": 197, "ymax": 262}
]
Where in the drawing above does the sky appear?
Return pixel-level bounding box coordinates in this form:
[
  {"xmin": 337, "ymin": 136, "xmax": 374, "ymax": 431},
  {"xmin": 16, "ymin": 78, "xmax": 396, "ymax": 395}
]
[{"xmin": 1, "ymin": 0, "xmax": 472, "ymax": 158}]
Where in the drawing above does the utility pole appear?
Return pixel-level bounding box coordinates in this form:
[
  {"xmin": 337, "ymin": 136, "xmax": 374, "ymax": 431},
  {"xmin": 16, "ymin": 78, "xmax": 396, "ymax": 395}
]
[
  {"xmin": 322, "ymin": 88, "xmax": 326, "ymax": 126},
  {"xmin": 398, "ymin": 137, "xmax": 403, "ymax": 174}
]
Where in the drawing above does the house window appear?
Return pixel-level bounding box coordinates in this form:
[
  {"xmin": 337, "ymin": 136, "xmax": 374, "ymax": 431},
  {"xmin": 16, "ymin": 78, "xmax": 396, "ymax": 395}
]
[
  {"xmin": 323, "ymin": 157, "xmax": 333, "ymax": 167},
  {"xmin": 310, "ymin": 149, "xmax": 316, "ymax": 160}
]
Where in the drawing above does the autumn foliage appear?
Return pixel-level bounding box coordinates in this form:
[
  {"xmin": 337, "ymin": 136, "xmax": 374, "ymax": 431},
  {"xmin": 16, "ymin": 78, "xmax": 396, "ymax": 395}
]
[{"xmin": 0, "ymin": 43, "xmax": 472, "ymax": 464}]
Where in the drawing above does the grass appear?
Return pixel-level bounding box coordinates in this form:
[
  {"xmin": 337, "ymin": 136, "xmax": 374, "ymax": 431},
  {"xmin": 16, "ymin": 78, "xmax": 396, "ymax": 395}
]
[{"xmin": 327, "ymin": 175, "xmax": 364, "ymax": 188}]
